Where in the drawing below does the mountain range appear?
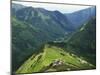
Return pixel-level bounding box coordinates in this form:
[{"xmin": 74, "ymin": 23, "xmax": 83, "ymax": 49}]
[
  {"xmin": 16, "ymin": 17, "xmax": 96, "ymax": 73},
  {"xmin": 65, "ymin": 6, "xmax": 96, "ymax": 29},
  {"xmin": 11, "ymin": 3, "xmax": 96, "ymax": 73}
]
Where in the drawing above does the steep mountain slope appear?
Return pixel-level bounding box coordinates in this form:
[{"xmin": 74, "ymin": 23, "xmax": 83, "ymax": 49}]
[
  {"xmin": 12, "ymin": 17, "xmax": 41, "ymax": 71},
  {"xmin": 12, "ymin": 3, "xmax": 96, "ymax": 72},
  {"xmin": 12, "ymin": 3, "xmax": 26, "ymax": 16},
  {"xmin": 12, "ymin": 3, "xmax": 26, "ymax": 11},
  {"xmin": 12, "ymin": 4, "xmax": 69, "ymax": 71},
  {"xmin": 58, "ymin": 17, "xmax": 96, "ymax": 65},
  {"xmin": 65, "ymin": 6, "xmax": 96, "ymax": 29},
  {"xmin": 12, "ymin": 3, "xmax": 75, "ymax": 72},
  {"xmin": 13, "ymin": 6, "xmax": 74, "ymax": 32},
  {"xmin": 12, "ymin": 16, "xmax": 67, "ymax": 71},
  {"xmin": 16, "ymin": 44, "xmax": 95, "ymax": 73},
  {"xmin": 16, "ymin": 17, "xmax": 96, "ymax": 73}
]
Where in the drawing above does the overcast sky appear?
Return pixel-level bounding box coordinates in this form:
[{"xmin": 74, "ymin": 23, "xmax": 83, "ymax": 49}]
[{"xmin": 12, "ymin": 1, "xmax": 92, "ymax": 13}]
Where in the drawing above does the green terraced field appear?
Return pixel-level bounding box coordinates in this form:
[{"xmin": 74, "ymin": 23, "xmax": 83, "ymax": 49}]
[{"xmin": 16, "ymin": 44, "xmax": 95, "ymax": 74}]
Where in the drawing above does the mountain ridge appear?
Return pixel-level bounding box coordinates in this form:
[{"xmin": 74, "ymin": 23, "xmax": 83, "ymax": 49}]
[{"xmin": 12, "ymin": 3, "xmax": 96, "ymax": 72}]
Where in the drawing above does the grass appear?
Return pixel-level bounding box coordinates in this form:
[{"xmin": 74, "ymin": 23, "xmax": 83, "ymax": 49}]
[{"xmin": 16, "ymin": 44, "xmax": 95, "ymax": 74}]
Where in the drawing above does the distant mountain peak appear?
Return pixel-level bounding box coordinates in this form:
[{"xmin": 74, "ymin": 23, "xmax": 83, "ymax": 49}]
[{"xmin": 12, "ymin": 3, "xmax": 26, "ymax": 11}]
